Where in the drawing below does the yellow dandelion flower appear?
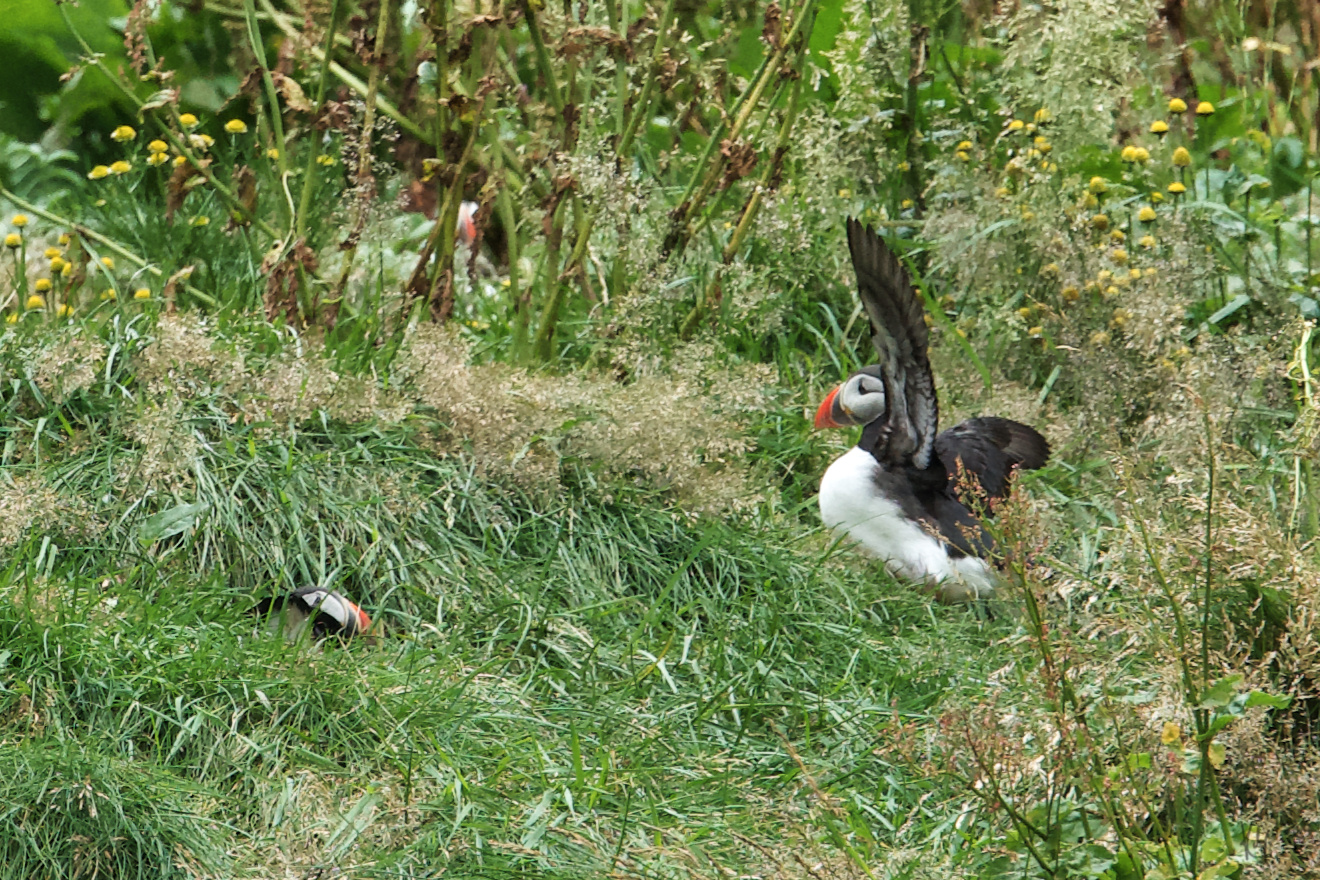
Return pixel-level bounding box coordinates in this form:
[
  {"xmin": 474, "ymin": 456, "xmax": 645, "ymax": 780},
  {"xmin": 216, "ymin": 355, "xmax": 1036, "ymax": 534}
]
[
  {"xmin": 174, "ymin": 155, "xmax": 189, "ymax": 167},
  {"xmin": 1028, "ymin": 325, "xmax": 1044, "ymax": 337},
  {"xmin": 1043, "ymin": 263, "xmax": 1059, "ymax": 276},
  {"xmin": 224, "ymin": 118, "xmax": 249, "ymax": 134},
  {"xmin": 956, "ymin": 140, "xmax": 972, "ymax": 151},
  {"xmin": 1017, "ymin": 306, "xmax": 1034, "ymax": 320},
  {"xmin": 148, "ymin": 152, "xmax": 170, "ymax": 167},
  {"xmin": 4, "ymin": 313, "xmax": 16, "ymax": 324},
  {"xmin": 88, "ymin": 165, "xmax": 110, "ymax": 180},
  {"xmin": 1120, "ymin": 146, "xmax": 1137, "ymax": 162},
  {"xmin": 148, "ymin": 139, "xmax": 168, "ymax": 153},
  {"xmin": 1061, "ymin": 286, "xmax": 1080, "ymax": 302},
  {"xmin": 102, "ymin": 289, "xmax": 119, "ymax": 301},
  {"xmin": 56, "ymin": 304, "xmax": 73, "ymax": 318},
  {"xmin": 1139, "ymin": 234, "xmax": 1157, "ymax": 248},
  {"xmin": 1025, "ymin": 122, "xmax": 1037, "ymax": 134},
  {"xmin": 61, "ymin": 262, "xmax": 72, "ymax": 277},
  {"xmin": 1020, "ymin": 210, "xmax": 1036, "ymax": 221},
  {"xmin": 1133, "ymin": 147, "xmax": 1151, "ymax": 163},
  {"xmin": 1091, "ymin": 331, "xmax": 1111, "ymax": 346},
  {"xmin": 1168, "ymin": 98, "xmax": 1188, "ymax": 114},
  {"xmin": 100, "ymin": 256, "xmax": 114, "ymax": 270},
  {"xmin": 134, "ymin": 287, "xmax": 151, "ymax": 300},
  {"xmin": 896, "ymin": 161, "xmax": 910, "ymax": 172},
  {"xmin": 1036, "ymin": 141, "xmax": 1053, "ymax": 154},
  {"xmin": 1139, "ymin": 206, "xmax": 1158, "ymax": 222},
  {"xmin": 189, "ymin": 133, "xmax": 214, "ymax": 150},
  {"xmin": 34, "ymin": 278, "xmax": 52, "ymax": 293},
  {"xmin": 3, "ymin": 233, "xmax": 20, "ymax": 248},
  {"xmin": 1105, "ymin": 285, "xmax": 1120, "ymax": 297},
  {"xmin": 956, "ymin": 150, "xmax": 971, "ymax": 161},
  {"xmin": 1144, "ymin": 267, "xmax": 1158, "ymax": 278},
  {"xmin": 1168, "ymin": 181, "xmax": 1187, "ymax": 194},
  {"xmin": 1172, "ymin": 147, "xmax": 1192, "ymax": 167},
  {"xmin": 1150, "ymin": 191, "xmax": 1164, "ymax": 203},
  {"xmin": 1111, "ymin": 248, "xmax": 1128, "ymax": 264},
  {"xmin": 111, "ymin": 125, "xmax": 136, "ymax": 142},
  {"xmin": 1088, "ymin": 177, "xmax": 1108, "ymax": 194},
  {"xmin": 995, "ymin": 187, "xmax": 1010, "ymax": 198},
  {"xmin": 1110, "ymin": 229, "xmax": 1126, "ymax": 242},
  {"xmin": 1195, "ymin": 101, "xmax": 1215, "ymax": 116},
  {"xmin": 900, "ymin": 199, "xmax": 914, "ymax": 209},
  {"xmin": 1090, "ymin": 214, "xmax": 1110, "ymax": 231},
  {"xmin": 11, "ymin": 214, "xmax": 28, "ymax": 228},
  {"xmin": 1111, "ymin": 309, "xmax": 1130, "ymax": 328},
  {"xmin": 266, "ymin": 148, "xmax": 280, "ymax": 160},
  {"xmin": 49, "ymin": 256, "xmax": 66, "ymax": 273},
  {"xmin": 43, "ymin": 247, "xmax": 60, "ymax": 259},
  {"xmin": 1007, "ymin": 119, "xmax": 1024, "ymax": 131},
  {"xmin": 110, "ymin": 160, "xmax": 132, "ymax": 175},
  {"xmin": 1034, "ymin": 108, "xmax": 1050, "ymax": 123},
  {"xmin": 190, "ymin": 215, "xmax": 210, "ymax": 227},
  {"xmin": 58, "ymin": 233, "xmax": 71, "ymax": 246},
  {"xmin": 180, "ymin": 113, "xmax": 199, "ymax": 129},
  {"xmin": 1097, "ymin": 270, "xmax": 1113, "ymax": 284},
  {"xmin": 316, "ymin": 154, "xmax": 336, "ymax": 166},
  {"xmin": 25, "ymin": 295, "xmax": 45, "ymax": 309},
  {"xmin": 1082, "ymin": 192, "xmax": 1099, "ymax": 209},
  {"xmin": 1151, "ymin": 120, "xmax": 1169, "ymax": 136},
  {"xmin": 1129, "ymin": 268, "xmax": 1142, "ymax": 280}
]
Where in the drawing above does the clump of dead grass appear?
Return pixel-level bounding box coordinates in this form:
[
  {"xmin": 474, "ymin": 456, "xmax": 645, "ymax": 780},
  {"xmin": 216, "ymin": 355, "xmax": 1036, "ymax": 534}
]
[
  {"xmin": 393, "ymin": 324, "xmax": 773, "ymax": 512},
  {"xmin": 0, "ymin": 474, "xmax": 103, "ymax": 548}
]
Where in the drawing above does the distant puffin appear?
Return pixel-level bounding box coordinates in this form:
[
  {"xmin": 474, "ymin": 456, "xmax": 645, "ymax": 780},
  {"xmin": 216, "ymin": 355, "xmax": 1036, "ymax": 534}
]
[
  {"xmin": 813, "ymin": 219, "xmax": 1050, "ymax": 602},
  {"xmin": 254, "ymin": 586, "xmax": 372, "ymax": 641}
]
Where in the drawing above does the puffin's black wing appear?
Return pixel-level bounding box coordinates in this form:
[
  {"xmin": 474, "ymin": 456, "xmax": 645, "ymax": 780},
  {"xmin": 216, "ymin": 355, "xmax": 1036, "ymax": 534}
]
[
  {"xmin": 934, "ymin": 417, "xmax": 1050, "ymax": 503},
  {"xmin": 846, "ymin": 218, "xmax": 939, "ymax": 469}
]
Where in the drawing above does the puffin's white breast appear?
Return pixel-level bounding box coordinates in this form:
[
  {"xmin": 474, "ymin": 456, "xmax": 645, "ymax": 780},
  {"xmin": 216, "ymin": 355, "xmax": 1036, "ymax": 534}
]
[{"xmin": 818, "ymin": 446, "xmax": 995, "ymax": 602}]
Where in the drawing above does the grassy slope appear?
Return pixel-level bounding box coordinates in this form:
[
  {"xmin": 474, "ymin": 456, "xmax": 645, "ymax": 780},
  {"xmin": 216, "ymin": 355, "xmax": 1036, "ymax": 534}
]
[{"xmin": 0, "ymin": 344, "xmax": 1030, "ymax": 878}]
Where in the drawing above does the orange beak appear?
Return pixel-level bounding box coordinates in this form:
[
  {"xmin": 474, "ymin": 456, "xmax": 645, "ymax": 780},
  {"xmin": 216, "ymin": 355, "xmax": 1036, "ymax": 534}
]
[
  {"xmin": 355, "ymin": 606, "xmax": 373, "ymax": 633},
  {"xmin": 814, "ymin": 386, "xmax": 843, "ymax": 429}
]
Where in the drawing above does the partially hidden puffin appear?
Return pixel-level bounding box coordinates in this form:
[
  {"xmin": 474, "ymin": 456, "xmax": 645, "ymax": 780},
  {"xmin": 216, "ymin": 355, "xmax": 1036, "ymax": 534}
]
[
  {"xmin": 254, "ymin": 586, "xmax": 372, "ymax": 641},
  {"xmin": 813, "ymin": 219, "xmax": 1050, "ymax": 602}
]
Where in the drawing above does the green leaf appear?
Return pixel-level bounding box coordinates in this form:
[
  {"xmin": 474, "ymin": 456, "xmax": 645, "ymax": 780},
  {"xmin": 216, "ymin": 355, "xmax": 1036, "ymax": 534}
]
[
  {"xmin": 1207, "ymin": 295, "xmax": 1251, "ymax": 326},
  {"xmin": 1291, "ymin": 293, "xmax": 1320, "ymax": 319},
  {"xmin": 1197, "ymin": 674, "xmax": 1243, "ymax": 709},
  {"xmin": 138, "ymin": 501, "xmax": 209, "ymax": 545},
  {"xmin": 1242, "ymin": 690, "xmax": 1292, "ymax": 710}
]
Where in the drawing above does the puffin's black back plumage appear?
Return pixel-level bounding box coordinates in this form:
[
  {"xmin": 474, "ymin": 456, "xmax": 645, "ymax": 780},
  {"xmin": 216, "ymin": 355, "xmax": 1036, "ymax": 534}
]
[
  {"xmin": 844, "ymin": 218, "xmax": 1050, "ymax": 557},
  {"xmin": 846, "ymin": 218, "xmax": 939, "ymax": 469}
]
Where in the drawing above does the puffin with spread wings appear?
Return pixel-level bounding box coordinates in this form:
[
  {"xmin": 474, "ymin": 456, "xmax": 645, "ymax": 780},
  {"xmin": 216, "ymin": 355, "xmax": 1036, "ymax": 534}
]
[{"xmin": 813, "ymin": 219, "xmax": 1050, "ymax": 602}]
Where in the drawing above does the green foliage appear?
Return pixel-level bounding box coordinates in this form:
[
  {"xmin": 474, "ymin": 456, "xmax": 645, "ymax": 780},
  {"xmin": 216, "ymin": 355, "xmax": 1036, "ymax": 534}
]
[{"xmin": 4, "ymin": 0, "xmax": 1320, "ymax": 877}]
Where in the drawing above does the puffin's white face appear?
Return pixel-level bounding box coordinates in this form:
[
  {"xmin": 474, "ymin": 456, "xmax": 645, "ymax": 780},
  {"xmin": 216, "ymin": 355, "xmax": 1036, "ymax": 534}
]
[{"xmin": 814, "ymin": 366, "xmax": 887, "ymax": 428}]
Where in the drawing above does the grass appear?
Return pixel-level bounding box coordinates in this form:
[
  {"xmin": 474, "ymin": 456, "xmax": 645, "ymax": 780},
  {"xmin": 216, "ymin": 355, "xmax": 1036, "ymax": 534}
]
[
  {"xmin": 1, "ymin": 419, "xmax": 1015, "ymax": 878},
  {"xmin": 6, "ymin": 0, "xmax": 1320, "ymax": 876}
]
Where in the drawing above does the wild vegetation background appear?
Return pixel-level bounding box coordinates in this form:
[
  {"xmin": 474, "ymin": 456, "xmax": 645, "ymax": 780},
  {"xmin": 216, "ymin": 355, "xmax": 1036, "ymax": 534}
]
[{"xmin": 3, "ymin": 0, "xmax": 1320, "ymax": 877}]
